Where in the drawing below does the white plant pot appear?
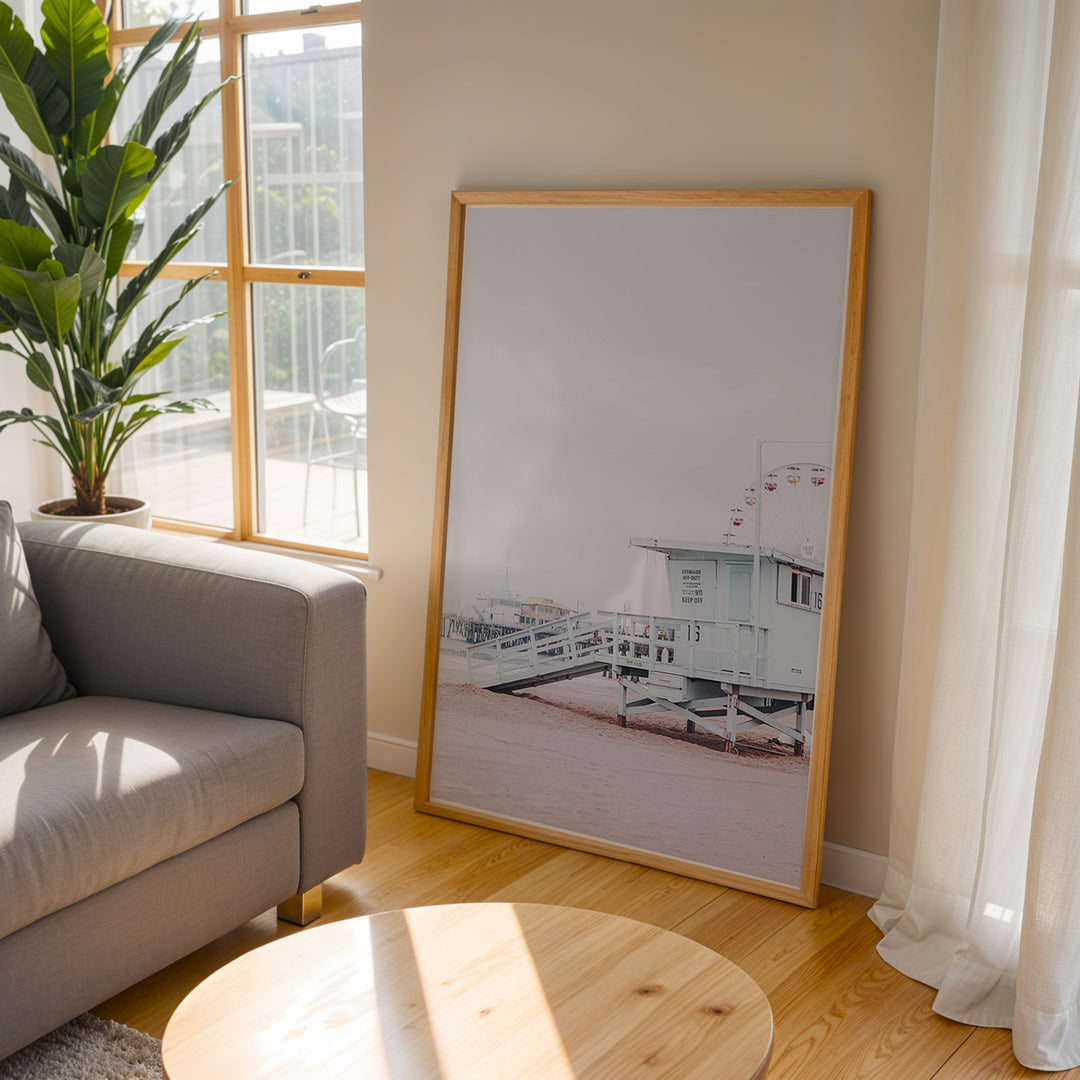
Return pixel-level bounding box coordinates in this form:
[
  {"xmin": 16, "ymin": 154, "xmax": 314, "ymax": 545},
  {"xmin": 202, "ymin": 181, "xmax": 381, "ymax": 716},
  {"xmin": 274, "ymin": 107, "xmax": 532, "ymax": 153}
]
[{"xmin": 30, "ymin": 496, "xmax": 152, "ymax": 530}]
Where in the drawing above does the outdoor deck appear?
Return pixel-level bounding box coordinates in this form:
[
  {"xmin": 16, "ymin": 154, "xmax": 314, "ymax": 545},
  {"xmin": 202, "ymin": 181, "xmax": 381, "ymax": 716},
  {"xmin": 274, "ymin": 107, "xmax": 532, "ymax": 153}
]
[
  {"xmin": 113, "ymin": 391, "xmax": 369, "ymax": 550},
  {"xmin": 116, "ymin": 446, "xmax": 369, "ymax": 551}
]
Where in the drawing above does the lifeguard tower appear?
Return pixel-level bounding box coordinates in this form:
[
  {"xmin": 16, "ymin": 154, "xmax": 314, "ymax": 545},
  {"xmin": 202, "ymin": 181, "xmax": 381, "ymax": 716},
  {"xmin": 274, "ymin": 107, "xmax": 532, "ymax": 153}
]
[{"xmin": 454, "ymin": 461, "xmax": 832, "ymax": 755}]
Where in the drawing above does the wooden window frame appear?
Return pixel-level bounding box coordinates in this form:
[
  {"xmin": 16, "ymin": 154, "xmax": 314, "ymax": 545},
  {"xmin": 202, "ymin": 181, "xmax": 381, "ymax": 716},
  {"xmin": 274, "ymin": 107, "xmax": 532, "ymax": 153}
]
[{"xmin": 108, "ymin": 0, "xmax": 367, "ymax": 560}]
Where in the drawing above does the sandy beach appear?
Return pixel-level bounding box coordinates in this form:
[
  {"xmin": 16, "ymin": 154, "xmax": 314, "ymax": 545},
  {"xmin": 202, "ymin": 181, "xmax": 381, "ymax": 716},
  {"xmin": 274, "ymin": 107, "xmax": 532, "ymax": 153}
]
[{"xmin": 429, "ymin": 666, "xmax": 811, "ymax": 888}]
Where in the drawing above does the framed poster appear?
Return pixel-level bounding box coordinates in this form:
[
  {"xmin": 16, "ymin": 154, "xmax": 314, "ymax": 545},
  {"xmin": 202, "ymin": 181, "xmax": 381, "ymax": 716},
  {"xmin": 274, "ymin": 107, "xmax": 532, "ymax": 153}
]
[{"xmin": 416, "ymin": 190, "xmax": 871, "ymax": 906}]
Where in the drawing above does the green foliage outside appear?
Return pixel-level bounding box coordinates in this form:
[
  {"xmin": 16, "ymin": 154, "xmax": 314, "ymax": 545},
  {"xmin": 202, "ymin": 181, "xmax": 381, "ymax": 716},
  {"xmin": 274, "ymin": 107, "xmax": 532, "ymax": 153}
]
[{"xmin": 124, "ymin": 0, "xmax": 189, "ymax": 27}]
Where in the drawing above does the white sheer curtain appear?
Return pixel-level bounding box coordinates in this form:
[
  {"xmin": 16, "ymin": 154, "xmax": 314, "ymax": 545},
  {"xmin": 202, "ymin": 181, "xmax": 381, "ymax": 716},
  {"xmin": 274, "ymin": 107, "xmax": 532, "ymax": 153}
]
[{"xmin": 869, "ymin": 0, "xmax": 1080, "ymax": 1070}]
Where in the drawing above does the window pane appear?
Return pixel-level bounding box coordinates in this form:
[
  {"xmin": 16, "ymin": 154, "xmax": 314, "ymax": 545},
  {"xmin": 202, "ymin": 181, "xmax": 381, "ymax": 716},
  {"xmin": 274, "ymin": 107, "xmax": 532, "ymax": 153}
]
[
  {"xmin": 121, "ymin": 0, "xmax": 192, "ymax": 28},
  {"xmin": 115, "ymin": 39, "xmax": 226, "ymax": 264},
  {"xmin": 253, "ymin": 283, "xmax": 366, "ymax": 548},
  {"xmin": 115, "ymin": 279, "xmax": 234, "ymax": 528},
  {"xmin": 245, "ymin": 26, "xmax": 363, "ymax": 267}
]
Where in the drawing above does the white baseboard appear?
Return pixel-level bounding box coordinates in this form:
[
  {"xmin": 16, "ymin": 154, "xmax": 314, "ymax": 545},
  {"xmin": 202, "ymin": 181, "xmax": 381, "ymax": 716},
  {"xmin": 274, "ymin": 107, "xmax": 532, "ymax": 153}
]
[
  {"xmin": 366, "ymin": 731, "xmax": 887, "ymax": 899},
  {"xmin": 820, "ymin": 841, "xmax": 888, "ymax": 898},
  {"xmin": 367, "ymin": 731, "xmax": 418, "ymax": 778}
]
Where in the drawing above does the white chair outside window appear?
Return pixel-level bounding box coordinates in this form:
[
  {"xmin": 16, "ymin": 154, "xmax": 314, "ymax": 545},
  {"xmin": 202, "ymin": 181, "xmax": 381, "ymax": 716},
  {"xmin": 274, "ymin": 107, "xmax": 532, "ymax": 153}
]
[{"xmin": 303, "ymin": 326, "xmax": 366, "ymax": 536}]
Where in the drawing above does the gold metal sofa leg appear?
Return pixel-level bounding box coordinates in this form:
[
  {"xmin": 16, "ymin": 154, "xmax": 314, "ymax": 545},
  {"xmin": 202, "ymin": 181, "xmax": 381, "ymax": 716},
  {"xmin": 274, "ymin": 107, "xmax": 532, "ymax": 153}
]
[{"xmin": 277, "ymin": 884, "xmax": 323, "ymax": 926}]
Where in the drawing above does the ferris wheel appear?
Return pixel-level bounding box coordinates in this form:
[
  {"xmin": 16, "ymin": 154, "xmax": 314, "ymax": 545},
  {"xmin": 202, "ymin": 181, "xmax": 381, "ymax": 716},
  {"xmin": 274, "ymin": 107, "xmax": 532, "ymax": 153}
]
[{"xmin": 725, "ymin": 463, "xmax": 831, "ymax": 562}]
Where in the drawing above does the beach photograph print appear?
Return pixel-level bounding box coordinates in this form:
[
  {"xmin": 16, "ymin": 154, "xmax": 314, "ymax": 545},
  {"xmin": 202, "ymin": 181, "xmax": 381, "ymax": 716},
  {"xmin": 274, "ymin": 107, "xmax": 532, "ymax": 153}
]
[{"xmin": 418, "ymin": 190, "xmax": 870, "ymax": 904}]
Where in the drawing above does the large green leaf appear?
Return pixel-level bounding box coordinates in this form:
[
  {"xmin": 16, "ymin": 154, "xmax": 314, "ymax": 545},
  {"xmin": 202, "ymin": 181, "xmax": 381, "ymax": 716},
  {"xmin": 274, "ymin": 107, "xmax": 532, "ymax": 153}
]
[
  {"xmin": 101, "ymin": 367, "xmax": 130, "ymax": 391},
  {"xmin": 80, "ymin": 141, "xmax": 155, "ymax": 229},
  {"xmin": 0, "ymin": 406, "xmax": 46, "ymax": 428},
  {"xmin": 148, "ymin": 76, "xmax": 234, "ymax": 183},
  {"xmin": 0, "ymin": 407, "xmax": 36, "ymax": 429},
  {"xmin": 78, "ymin": 18, "xmax": 188, "ymax": 155},
  {"xmin": 0, "ymin": 276, "xmax": 46, "ymax": 338},
  {"xmin": 29, "ymin": 412, "xmax": 77, "ymax": 457},
  {"xmin": 24, "ymin": 49, "xmax": 68, "ymax": 134},
  {"xmin": 0, "ymin": 218, "xmax": 53, "ymax": 269},
  {"xmin": 36, "ymin": 256, "xmax": 64, "ymax": 280},
  {"xmin": 0, "ymin": 263, "xmax": 80, "ymax": 342},
  {"xmin": 25, "ymin": 350, "xmax": 53, "ymax": 390},
  {"xmin": 125, "ymin": 16, "xmax": 185, "ymax": 83},
  {"xmin": 0, "ymin": 409, "xmax": 78, "ymax": 464},
  {"xmin": 60, "ymin": 162, "xmax": 81, "ymax": 196},
  {"xmin": 0, "ymin": 136, "xmax": 65, "ymax": 240},
  {"xmin": 104, "ymin": 216, "xmax": 133, "ymax": 276},
  {"xmin": 4, "ymin": 299, "xmax": 46, "ymax": 339},
  {"xmin": 71, "ymin": 364, "xmax": 100, "ymax": 406},
  {"xmin": 53, "ymin": 242, "xmax": 105, "ymax": 298},
  {"xmin": 70, "ymin": 401, "xmax": 109, "ymax": 423},
  {"xmin": 25, "ymin": 270, "xmax": 80, "ymax": 340},
  {"xmin": 0, "ymin": 135, "xmax": 58, "ymax": 198},
  {"xmin": 40, "ymin": 0, "xmax": 110, "ymax": 129},
  {"xmin": 102, "ymin": 394, "xmax": 213, "ymax": 472},
  {"xmin": 121, "ymin": 309, "xmax": 222, "ymax": 382},
  {"xmin": 125, "ymin": 21, "xmax": 199, "ymax": 147},
  {"xmin": 0, "ymin": 175, "xmax": 33, "ymax": 227},
  {"xmin": 38, "ymin": 190, "xmax": 69, "ymax": 241},
  {"xmin": 0, "ymin": 4, "xmax": 63, "ymax": 152},
  {"xmin": 121, "ymin": 396, "xmax": 212, "ymax": 431},
  {"xmin": 75, "ymin": 66, "xmax": 122, "ymax": 155},
  {"xmin": 127, "ymin": 335, "xmax": 180, "ymax": 378}
]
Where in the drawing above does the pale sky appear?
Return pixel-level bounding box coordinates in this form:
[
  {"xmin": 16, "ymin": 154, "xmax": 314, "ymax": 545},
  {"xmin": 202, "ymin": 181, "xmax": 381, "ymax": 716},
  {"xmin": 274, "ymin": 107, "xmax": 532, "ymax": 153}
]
[{"xmin": 441, "ymin": 203, "xmax": 853, "ymax": 616}]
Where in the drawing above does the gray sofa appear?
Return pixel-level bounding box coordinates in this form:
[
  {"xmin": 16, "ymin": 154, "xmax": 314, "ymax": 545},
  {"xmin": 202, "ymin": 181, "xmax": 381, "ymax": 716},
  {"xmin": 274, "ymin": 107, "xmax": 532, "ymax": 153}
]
[{"xmin": 0, "ymin": 507, "xmax": 367, "ymax": 1058}]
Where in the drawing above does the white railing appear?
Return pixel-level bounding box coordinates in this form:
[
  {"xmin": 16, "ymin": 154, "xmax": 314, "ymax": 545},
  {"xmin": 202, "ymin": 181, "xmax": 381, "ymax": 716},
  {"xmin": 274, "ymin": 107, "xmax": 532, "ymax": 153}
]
[
  {"xmin": 463, "ymin": 610, "xmax": 770, "ymax": 690},
  {"xmin": 464, "ymin": 613, "xmax": 614, "ymax": 688},
  {"xmin": 605, "ymin": 611, "xmax": 768, "ymax": 686}
]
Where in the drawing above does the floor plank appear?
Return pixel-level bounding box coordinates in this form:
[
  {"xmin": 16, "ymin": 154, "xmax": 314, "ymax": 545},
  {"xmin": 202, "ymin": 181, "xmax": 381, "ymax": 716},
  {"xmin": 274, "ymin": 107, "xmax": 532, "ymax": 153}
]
[
  {"xmin": 933, "ymin": 1026, "xmax": 1080, "ymax": 1080},
  {"xmin": 486, "ymin": 846, "xmax": 722, "ymax": 928},
  {"xmin": 761, "ymin": 916, "xmax": 971, "ymax": 1079}
]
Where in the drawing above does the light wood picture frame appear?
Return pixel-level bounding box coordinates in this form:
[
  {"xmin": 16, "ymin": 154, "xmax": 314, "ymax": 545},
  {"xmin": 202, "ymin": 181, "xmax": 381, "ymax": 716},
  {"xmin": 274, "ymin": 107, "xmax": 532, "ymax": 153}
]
[{"xmin": 416, "ymin": 189, "xmax": 871, "ymax": 906}]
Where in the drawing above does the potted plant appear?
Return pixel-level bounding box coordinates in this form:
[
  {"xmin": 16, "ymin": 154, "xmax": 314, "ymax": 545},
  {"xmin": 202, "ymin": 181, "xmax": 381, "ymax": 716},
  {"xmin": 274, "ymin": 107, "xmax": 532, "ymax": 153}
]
[{"xmin": 0, "ymin": 0, "xmax": 231, "ymax": 520}]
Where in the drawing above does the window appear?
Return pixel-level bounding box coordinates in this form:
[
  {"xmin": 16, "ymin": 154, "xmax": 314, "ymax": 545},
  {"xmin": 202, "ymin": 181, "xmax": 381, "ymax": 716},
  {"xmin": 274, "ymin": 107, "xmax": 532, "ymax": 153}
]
[
  {"xmin": 790, "ymin": 568, "xmax": 811, "ymax": 607},
  {"xmin": 110, "ymin": 0, "xmax": 366, "ymax": 557},
  {"xmin": 778, "ymin": 564, "xmax": 821, "ymax": 612}
]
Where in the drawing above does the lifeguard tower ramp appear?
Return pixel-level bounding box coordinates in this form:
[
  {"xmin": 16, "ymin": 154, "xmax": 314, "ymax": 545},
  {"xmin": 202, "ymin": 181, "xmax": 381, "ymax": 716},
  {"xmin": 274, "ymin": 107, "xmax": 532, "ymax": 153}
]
[
  {"xmin": 462, "ymin": 613, "xmax": 615, "ymax": 693},
  {"xmin": 460, "ymin": 603, "xmax": 814, "ymax": 755}
]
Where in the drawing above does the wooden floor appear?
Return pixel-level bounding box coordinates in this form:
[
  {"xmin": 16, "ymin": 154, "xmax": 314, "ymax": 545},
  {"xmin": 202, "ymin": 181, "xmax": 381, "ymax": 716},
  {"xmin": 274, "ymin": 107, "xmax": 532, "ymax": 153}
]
[{"xmin": 96, "ymin": 770, "xmax": 1078, "ymax": 1079}]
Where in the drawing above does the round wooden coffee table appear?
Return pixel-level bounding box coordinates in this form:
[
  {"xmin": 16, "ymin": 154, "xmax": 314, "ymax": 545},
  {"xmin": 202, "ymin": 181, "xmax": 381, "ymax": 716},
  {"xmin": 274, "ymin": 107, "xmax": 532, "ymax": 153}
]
[{"xmin": 162, "ymin": 902, "xmax": 772, "ymax": 1079}]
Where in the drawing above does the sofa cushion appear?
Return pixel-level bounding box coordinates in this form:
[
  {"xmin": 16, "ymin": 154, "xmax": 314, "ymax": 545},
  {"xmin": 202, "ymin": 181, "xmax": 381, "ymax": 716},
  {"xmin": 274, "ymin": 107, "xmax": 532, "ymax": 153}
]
[
  {"xmin": 0, "ymin": 501, "xmax": 73, "ymax": 717},
  {"xmin": 0, "ymin": 696, "xmax": 305, "ymax": 939}
]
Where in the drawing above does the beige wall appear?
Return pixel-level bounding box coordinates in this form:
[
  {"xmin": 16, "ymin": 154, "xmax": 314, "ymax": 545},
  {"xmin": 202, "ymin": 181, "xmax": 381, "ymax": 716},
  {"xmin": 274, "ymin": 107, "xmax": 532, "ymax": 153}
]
[
  {"xmin": 362, "ymin": 0, "xmax": 941, "ymax": 857},
  {"xmin": 0, "ymin": 383, "xmax": 58, "ymax": 519}
]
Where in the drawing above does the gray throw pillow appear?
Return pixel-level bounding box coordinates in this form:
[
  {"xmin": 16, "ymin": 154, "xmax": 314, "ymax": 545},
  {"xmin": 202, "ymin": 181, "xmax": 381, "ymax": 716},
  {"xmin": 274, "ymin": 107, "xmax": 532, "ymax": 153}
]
[{"xmin": 0, "ymin": 501, "xmax": 74, "ymax": 715}]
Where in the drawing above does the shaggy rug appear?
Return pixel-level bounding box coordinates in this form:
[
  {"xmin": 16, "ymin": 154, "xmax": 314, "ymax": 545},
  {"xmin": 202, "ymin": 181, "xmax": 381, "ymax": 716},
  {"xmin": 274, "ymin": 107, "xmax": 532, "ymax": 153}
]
[{"xmin": 0, "ymin": 1014, "xmax": 162, "ymax": 1080}]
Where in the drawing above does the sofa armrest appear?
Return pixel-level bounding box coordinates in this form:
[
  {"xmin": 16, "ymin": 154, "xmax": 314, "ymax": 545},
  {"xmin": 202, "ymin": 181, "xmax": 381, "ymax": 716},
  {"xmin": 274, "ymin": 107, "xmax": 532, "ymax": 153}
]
[{"xmin": 18, "ymin": 520, "xmax": 367, "ymax": 890}]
